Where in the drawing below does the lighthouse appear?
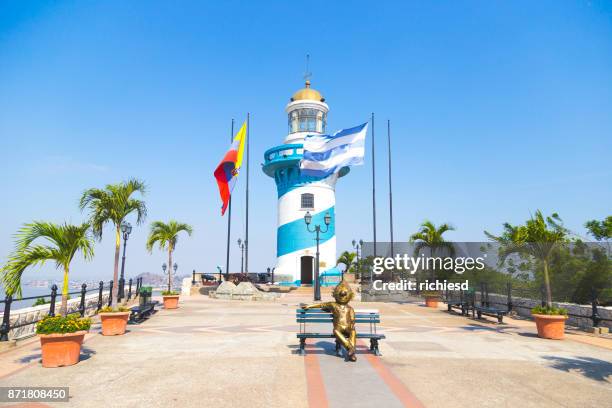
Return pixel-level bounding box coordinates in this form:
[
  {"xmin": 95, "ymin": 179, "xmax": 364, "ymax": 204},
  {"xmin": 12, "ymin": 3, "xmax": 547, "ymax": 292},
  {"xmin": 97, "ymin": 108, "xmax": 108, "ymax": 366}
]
[{"xmin": 262, "ymin": 80, "xmax": 349, "ymax": 286}]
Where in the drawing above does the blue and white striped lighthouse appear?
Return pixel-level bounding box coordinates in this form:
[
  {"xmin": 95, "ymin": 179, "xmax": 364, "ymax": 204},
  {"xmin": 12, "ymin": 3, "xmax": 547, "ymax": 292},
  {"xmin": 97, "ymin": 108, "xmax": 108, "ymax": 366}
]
[{"xmin": 262, "ymin": 80, "xmax": 349, "ymax": 285}]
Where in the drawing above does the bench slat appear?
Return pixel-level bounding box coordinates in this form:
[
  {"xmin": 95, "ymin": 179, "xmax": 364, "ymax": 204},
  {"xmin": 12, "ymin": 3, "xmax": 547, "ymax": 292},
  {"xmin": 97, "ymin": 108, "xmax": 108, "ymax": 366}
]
[
  {"xmin": 296, "ymin": 319, "xmax": 380, "ymax": 322},
  {"xmin": 297, "ymin": 333, "xmax": 386, "ymax": 339}
]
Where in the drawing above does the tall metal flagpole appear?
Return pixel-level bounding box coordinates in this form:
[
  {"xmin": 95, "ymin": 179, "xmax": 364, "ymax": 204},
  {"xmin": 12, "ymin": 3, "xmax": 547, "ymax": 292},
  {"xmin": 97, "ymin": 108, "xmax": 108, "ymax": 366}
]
[
  {"xmin": 371, "ymin": 113, "xmax": 377, "ymax": 258},
  {"xmin": 225, "ymin": 119, "xmax": 234, "ymax": 281},
  {"xmin": 245, "ymin": 113, "xmax": 250, "ymax": 275},
  {"xmin": 387, "ymin": 119, "xmax": 395, "ymax": 280}
]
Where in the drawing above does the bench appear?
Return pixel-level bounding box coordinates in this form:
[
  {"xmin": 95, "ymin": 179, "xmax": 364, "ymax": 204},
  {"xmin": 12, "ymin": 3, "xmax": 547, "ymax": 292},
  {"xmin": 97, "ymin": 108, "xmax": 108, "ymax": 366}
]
[
  {"xmin": 444, "ymin": 289, "xmax": 471, "ymax": 316},
  {"xmin": 473, "ymin": 283, "xmax": 508, "ymax": 324},
  {"xmin": 130, "ymin": 289, "xmax": 159, "ymax": 323},
  {"xmin": 296, "ymin": 308, "xmax": 385, "ymax": 357}
]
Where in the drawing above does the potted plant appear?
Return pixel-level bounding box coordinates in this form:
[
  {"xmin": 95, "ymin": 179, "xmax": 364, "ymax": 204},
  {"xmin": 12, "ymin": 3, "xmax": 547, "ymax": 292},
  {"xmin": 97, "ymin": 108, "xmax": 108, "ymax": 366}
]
[
  {"xmin": 98, "ymin": 306, "xmax": 131, "ymax": 336},
  {"xmin": 162, "ymin": 290, "xmax": 180, "ymax": 309},
  {"xmin": 530, "ymin": 305, "xmax": 568, "ymax": 340},
  {"xmin": 146, "ymin": 220, "xmax": 193, "ymax": 310},
  {"xmin": 410, "ymin": 221, "xmax": 455, "ymax": 307},
  {"xmin": 486, "ymin": 210, "xmax": 569, "ymax": 340},
  {"xmin": 37, "ymin": 314, "xmax": 91, "ymax": 368},
  {"xmin": 422, "ymin": 291, "xmax": 441, "ymax": 308}
]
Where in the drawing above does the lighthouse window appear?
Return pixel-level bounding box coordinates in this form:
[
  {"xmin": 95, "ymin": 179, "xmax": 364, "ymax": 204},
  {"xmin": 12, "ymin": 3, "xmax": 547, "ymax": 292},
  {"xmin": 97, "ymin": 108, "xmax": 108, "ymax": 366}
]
[
  {"xmin": 288, "ymin": 109, "xmax": 327, "ymax": 134},
  {"xmin": 301, "ymin": 193, "xmax": 314, "ymax": 210}
]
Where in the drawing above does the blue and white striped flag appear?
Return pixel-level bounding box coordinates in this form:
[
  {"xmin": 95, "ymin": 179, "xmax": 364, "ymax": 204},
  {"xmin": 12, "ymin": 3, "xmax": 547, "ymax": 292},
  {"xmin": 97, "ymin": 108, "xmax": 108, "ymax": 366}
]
[{"xmin": 300, "ymin": 123, "xmax": 368, "ymax": 178}]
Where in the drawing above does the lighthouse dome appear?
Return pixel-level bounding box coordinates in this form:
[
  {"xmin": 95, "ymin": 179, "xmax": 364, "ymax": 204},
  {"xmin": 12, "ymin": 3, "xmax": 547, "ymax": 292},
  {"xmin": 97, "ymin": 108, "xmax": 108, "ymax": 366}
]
[{"xmin": 291, "ymin": 80, "xmax": 325, "ymax": 102}]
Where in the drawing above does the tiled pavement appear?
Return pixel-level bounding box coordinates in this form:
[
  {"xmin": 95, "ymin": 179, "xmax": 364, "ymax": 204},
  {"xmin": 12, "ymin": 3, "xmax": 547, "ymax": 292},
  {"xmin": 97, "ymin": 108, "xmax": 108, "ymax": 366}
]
[{"xmin": 0, "ymin": 293, "xmax": 611, "ymax": 407}]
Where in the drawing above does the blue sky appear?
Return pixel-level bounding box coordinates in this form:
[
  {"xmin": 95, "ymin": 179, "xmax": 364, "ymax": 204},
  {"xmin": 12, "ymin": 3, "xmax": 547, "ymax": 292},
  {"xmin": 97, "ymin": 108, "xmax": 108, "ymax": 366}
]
[{"xmin": 0, "ymin": 1, "xmax": 611, "ymax": 284}]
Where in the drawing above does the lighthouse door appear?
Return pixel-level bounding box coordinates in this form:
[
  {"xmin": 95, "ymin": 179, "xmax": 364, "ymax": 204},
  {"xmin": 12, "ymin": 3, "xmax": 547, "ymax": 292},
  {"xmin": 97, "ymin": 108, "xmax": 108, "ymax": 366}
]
[{"xmin": 300, "ymin": 256, "xmax": 314, "ymax": 285}]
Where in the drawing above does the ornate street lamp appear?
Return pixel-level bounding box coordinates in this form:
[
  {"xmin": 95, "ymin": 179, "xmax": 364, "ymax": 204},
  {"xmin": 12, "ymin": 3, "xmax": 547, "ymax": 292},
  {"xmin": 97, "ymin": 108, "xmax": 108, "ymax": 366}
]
[
  {"xmin": 237, "ymin": 238, "xmax": 245, "ymax": 276},
  {"xmin": 216, "ymin": 265, "xmax": 223, "ymax": 283},
  {"xmin": 304, "ymin": 211, "xmax": 331, "ymax": 301},
  {"xmin": 118, "ymin": 221, "xmax": 132, "ymax": 301},
  {"xmin": 352, "ymin": 239, "xmax": 364, "ymax": 281}
]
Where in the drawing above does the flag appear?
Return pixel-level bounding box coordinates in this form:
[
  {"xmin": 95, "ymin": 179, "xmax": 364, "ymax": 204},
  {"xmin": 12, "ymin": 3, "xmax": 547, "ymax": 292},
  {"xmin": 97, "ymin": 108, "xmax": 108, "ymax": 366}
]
[
  {"xmin": 214, "ymin": 121, "xmax": 247, "ymax": 215},
  {"xmin": 299, "ymin": 123, "xmax": 368, "ymax": 178}
]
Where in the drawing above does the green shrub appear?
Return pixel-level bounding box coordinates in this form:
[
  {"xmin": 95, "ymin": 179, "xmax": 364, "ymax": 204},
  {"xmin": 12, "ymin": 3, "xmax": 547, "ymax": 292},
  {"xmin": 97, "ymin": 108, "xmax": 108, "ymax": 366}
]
[
  {"xmin": 32, "ymin": 294, "xmax": 71, "ymax": 307},
  {"xmin": 98, "ymin": 306, "xmax": 129, "ymax": 313},
  {"xmin": 162, "ymin": 290, "xmax": 179, "ymax": 296},
  {"xmin": 33, "ymin": 297, "xmax": 49, "ymax": 306},
  {"xmin": 531, "ymin": 305, "xmax": 568, "ymax": 316},
  {"xmin": 36, "ymin": 314, "xmax": 92, "ymax": 335}
]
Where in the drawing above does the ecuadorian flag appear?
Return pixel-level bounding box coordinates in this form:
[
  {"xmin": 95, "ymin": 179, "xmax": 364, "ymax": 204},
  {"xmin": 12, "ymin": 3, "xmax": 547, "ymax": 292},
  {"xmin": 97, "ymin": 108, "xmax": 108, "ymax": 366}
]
[{"xmin": 214, "ymin": 121, "xmax": 247, "ymax": 215}]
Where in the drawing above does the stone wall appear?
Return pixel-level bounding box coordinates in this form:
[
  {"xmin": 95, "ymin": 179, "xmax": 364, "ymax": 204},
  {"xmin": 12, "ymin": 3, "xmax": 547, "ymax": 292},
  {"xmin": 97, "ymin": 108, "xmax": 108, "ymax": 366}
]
[{"xmin": 6, "ymin": 292, "xmax": 111, "ymax": 340}]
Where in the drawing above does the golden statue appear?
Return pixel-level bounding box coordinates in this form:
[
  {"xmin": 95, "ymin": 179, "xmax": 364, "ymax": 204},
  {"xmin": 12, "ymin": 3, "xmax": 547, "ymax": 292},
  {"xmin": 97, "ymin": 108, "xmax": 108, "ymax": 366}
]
[{"xmin": 303, "ymin": 279, "xmax": 357, "ymax": 361}]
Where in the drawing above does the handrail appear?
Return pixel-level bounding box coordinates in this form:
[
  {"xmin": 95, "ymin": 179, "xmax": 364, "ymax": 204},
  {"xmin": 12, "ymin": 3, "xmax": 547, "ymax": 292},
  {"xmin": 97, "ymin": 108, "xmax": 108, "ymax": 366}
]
[{"xmin": 0, "ymin": 277, "xmax": 144, "ymax": 341}]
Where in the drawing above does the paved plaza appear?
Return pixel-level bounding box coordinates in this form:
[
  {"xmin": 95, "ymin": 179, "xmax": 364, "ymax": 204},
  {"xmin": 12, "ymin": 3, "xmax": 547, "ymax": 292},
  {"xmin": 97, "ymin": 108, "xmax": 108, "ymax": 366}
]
[{"xmin": 1, "ymin": 293, "xmax": 611, "ymax": 407}]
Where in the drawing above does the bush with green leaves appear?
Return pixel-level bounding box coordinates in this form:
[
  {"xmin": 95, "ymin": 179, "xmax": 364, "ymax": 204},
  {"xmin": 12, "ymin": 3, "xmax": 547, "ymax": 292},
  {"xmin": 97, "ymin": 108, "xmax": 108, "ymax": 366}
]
[
  {"xmin": 531, "ymin": 305, "xmax": 568, "ymax": 316},
  {"xmin": 162, "ymin": 290, "xmax": 179, "ymax": 296},
  {"xmin": 98, "ymin": 306, "xmax": 129, "ymax": 313},
  {"xmin": 32, "ymin": 294, "xmax": 72, "ymax": 307},
  {"xmin": 36, "ymin": 314, "xmax": 92, "ymax": 335},
  {"xmin": 32, "ymin": 297, "xmax": 49, "ymax": 306}
]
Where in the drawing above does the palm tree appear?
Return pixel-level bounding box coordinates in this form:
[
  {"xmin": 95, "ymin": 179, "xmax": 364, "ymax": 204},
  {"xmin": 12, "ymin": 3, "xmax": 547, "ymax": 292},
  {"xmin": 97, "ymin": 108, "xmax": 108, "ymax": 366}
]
[
  {"xmin": 409, "ymin": 220, "xmax": 455, "ymax": 280},
  {"xmin": 337, "ymin": 251, "xmax": 357, "ymax": 274},
  {"xmin": 146, "ymin": 221, "xmax": 193, "ymax": 292},
  {"xmin": 585, "ymin": 216, "xmax": 612, "ymax": 257},
  {"xmin": 485, "ymin": 210, "xmax": 568, "ymax": 308},
  {"xmin": 1, "ymin": 222, "xmax": 94, "ymax": 316},
  {"xmin": 79, "ymin": 178, "xmax": 147, "ymax": 308}
]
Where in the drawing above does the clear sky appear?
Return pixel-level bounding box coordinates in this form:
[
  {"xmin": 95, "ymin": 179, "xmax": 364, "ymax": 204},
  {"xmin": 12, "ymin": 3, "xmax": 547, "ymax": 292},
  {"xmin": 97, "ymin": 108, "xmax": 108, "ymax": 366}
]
[{"xmin": 1, "ymin": 1, "xmax": 611, "ymax": 284}]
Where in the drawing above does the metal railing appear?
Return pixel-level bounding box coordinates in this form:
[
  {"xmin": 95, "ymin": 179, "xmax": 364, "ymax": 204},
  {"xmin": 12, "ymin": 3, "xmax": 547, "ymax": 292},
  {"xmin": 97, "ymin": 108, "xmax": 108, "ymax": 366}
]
[
  {"xmin": 0, "ymin": 277, "xmax": 143, "ymax": 341},
  {"xmin": 444, "ymin": 281, "xmax": 612, "ymax": 328}
]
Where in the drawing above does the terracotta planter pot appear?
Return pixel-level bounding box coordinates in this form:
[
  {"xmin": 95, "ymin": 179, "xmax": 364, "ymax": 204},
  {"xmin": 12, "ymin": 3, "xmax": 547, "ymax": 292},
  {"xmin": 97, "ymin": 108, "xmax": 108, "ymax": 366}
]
[
  {"xmin": 39, "ymin": 330, "xmax": 87, "ymax": 368},
  {"xmin": 163, "ymin": 295, "xmax": 180, "ymax": 309},
  {"xmin": 99, "ymin": 312, "xmax": 130, "ymax": 336},
  {"xmin": 425, "ymin": 296, "xmax": 439, "ymax": 308},
  {"xmin": 533, "ymin": 314, "xmax": 567, "ymax": 340}
]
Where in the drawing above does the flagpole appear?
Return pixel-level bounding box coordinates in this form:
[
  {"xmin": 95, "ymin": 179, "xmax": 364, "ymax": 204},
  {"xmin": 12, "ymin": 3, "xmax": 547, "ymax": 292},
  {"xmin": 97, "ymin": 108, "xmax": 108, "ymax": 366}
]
[
  {"xmin": 371, "ymin": 113, "xmax": 377, "ymax": 259},
  {"xmin": 387, "ymin": 119, "xmax": 394, "ymax": 280},
  {"xmin": 225, "ymin": 119, "xmax": 234, "ymax": 281},
  {"xmin": 245, "ymin": 112, "xmax": 250, "ymax": 275}
]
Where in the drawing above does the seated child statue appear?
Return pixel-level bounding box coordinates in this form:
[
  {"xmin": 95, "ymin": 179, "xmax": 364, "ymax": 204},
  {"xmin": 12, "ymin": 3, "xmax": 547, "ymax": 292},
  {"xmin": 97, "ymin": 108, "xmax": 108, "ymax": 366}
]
[{"xmin": 303, "ymin": 279, "xmax": 357, "ymax": 361}]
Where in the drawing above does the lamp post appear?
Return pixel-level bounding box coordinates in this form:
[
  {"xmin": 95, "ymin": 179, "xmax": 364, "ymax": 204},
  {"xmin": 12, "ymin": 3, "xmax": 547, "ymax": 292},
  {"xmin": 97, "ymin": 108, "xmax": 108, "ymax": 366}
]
[
  {"xmin": 118, "ymin": 221, "xmax": 132, "ymax": 301},
  {"xmin": 173, "ymin": 263, "xmax": 178, "ymax": 289},
  {"xmin": 216, "ymin": 266, "xmax": 223, "ymax": 284},
  {"xmin": 304, "ymin": 211, "xmax": 331, "ymax": 301},
  {"xmin": 352, "ymin": 239, "xmax": 363, "ymax": 281},
  {"xmin": 237, "ymin": 238, "xmax": 245, "ymax": 275}
]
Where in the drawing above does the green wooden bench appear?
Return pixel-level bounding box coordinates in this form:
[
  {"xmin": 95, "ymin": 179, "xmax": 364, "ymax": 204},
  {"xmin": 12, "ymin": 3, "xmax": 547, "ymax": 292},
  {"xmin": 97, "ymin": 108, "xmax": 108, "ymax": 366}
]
[{"xmin": 296, "ymin": 308, "xmax": 385, "ymax": 357}]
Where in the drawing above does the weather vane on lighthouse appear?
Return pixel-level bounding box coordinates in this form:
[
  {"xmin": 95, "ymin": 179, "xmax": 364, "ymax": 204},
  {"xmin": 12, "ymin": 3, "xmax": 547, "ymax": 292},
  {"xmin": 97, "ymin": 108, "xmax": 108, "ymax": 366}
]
[{"xmin": 304, "ymin": 54, "xmax": 312, "ymax": 85}]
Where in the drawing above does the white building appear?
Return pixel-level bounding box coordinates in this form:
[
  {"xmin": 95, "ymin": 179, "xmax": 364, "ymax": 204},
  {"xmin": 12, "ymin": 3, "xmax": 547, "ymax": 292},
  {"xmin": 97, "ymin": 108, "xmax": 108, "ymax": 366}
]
[{"xmin": 262, "ymin": 80, "xmax": 349, "ymax": 285}]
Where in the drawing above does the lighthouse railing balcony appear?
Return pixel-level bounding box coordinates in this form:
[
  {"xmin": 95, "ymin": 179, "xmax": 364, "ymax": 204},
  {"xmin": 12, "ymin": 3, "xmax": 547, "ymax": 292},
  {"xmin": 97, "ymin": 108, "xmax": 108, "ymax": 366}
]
[{"xmin": 264, "ymin": 144, "xmax": 304, "ymax": 164}]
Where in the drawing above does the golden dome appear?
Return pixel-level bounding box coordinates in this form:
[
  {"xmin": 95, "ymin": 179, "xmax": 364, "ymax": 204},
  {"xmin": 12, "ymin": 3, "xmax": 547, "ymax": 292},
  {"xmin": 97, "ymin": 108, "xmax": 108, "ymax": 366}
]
[{"xmin": 291, "ymin": 80, "xmax": 325, "ymax": 102}]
